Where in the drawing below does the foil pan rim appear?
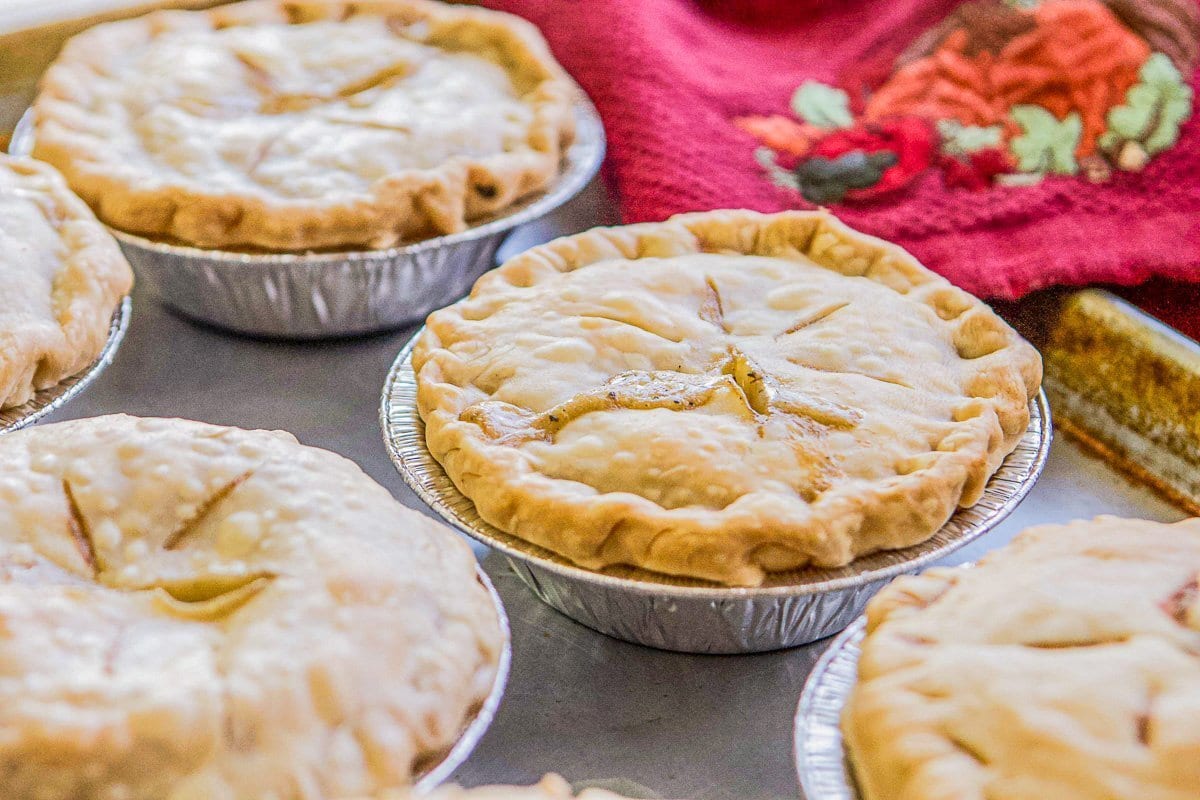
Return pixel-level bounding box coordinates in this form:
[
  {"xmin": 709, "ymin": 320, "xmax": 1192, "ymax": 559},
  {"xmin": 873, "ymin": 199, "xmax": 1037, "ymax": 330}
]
[
  {"xmin": 415, "ymin": 564, "xmax": 511, "ymax": 791},
  {"xmin": 10, "ymin": 91, "xmax": 606, "ymax": 265},
  {"xmin": 0, "ymin": 296, "xmax": 131, "ymax": 434},
  {"xmin": 793, "ymin": 617, "xmax": 865, "ymax": 800},
  {"xmin": 381, "ymin": 329, "xmax": 1053, "ymax": 599}
]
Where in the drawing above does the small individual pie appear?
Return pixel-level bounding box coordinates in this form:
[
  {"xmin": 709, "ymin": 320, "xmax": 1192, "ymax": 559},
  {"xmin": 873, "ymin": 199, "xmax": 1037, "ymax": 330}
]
[
  {"xmin": 844, "ymin": 516, "xmax": 1200, "ymax": 800},
  {"xmin": 414, "ymin": 210, "xmax": 1042, "ymax": 586},
  {"xmin": 32, "ymin": 0, "xmax": 576, "ymax": 251},
  {"xmin": 0, "ymin": 155, "xmax": 132, "ymax": 411},
  {"xmin": 371, "ymin": 774, "xmax": 653, "ymax": 800},
  {"xmin": 0, "ymin": 415, "xmax": 504, "ymax": 800}
]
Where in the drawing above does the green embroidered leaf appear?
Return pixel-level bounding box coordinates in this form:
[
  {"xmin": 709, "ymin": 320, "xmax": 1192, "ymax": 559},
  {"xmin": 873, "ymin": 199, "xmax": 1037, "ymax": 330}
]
[
  {"xmin": 1009, "ymin": 105, "xmax": 1082, "ymax": 174},
  {"xmin": 937, "ymin": 119, "xmax": 1004, "ymax": 155},
  {"xmin": 790, "ymin": 82, "xmax": 854, "ymax": 130},
  {"xmin": 1099, "ymin": 52, "xmax": 1193, "ymax": 155}
]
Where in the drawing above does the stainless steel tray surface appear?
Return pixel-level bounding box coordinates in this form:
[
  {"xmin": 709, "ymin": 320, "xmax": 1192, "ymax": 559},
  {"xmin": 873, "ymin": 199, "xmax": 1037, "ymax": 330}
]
[
  {"xmin": 382, "ymin": 328, "xmax": 1052, "ymax": 654},
  {"xmin": 40, "ymin": 182, "xmax": 1188, "ymax": 799},
  {"xmin": 0, "ymin": 295, "xmax": 130, "ymax": 433}
]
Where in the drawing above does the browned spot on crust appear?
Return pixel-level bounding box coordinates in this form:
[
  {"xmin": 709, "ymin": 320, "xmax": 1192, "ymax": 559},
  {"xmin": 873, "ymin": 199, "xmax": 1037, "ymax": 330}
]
[
  {"xmin": 779, "ymin": 301, "xmax": 850, "ymax": 337},
  {"xmin": 162, "ymin": 470, "xmax": 255, "ymax": 550},
  {"xmin": 1161, "ymin": 573, "xmax": 1199, "ymax": 626},
  {"xmin": 1136, "ymin": 707, "xmax": 1153, "ymax": 745},
  {"xmin": 62, "ymin": 480, "xmax": 99, "ymax": 576}
]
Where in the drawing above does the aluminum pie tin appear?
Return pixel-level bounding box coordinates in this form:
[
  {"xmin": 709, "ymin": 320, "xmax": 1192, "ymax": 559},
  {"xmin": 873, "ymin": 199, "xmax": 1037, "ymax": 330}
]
[
  {"xmin": 0, "ymin": 296, "xmax": 131, "ymax": 434},
  {"xmin": 793, "ymin": 618, "xmax": 865, "ymax": 800},
  {"xmin": 414, "ymin": 565, "xmax": 511, "ymax": 791},
  {"xmin": 382, "ymin": 331, "xmax": 1052, "ymax": 654},
  {"xmin": 10, "ymin": 96, "xmax": 605, "ymax": 339}
]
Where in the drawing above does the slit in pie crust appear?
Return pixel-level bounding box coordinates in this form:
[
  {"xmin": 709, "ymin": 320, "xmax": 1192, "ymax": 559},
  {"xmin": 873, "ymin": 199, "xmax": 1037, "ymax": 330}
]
[
  {"xmin": 32, "ymin": 0, "xmax": 576, "ymax": 251},
  {"xmin": 413, "ymin": 210, "xmax": 1043, "ymax": 587}
]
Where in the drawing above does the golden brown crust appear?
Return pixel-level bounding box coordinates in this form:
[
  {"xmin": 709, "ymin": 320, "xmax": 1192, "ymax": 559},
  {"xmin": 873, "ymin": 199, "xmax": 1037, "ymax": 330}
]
[
  {"xmin": 32, "ymin": 0, "xmax": 576, "ymax": 251},
  {"xmin": 844, "ymin": 517, "xmax": 1200, "ymax": 800},
  {"xmin": 0, "ymin": 155, "xmax": 132, "ymax": 410},
  {"xmin": 414, "ymin": 210, "xmax": 1042, "ymax": 586}
]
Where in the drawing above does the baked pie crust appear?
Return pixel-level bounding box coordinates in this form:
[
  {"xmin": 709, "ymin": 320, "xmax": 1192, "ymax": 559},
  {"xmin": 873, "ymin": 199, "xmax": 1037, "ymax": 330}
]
[
  {"xmin": 32, "ymin": 0, "xmax": 576, "ymax": 251},
  {"xmin": 0, "ymin": 155, "xmax": 132, "ymax": 410},
  {"xmin": 414, "ymin": 210, "xmax": 1042, "ymax": 587},
  {"xmin": 0, "ymin": 414, "xmax": 503, "ymax": 800},
  {"xmin": 844, "ymin": 517, "xmax": 1200, "ymax": 800}
]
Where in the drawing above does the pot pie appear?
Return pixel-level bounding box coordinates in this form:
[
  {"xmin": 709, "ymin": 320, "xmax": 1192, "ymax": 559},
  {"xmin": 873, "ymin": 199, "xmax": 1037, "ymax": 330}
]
[
  {"xmin": 0, "ymin": 155, "xmax": 132, "ymax": 410},
  {"xmin": 844, "ymin": 516, "xmax": 1200, "ymax": 800},
  {"xmin": 414, "ymin": 210, "xmax": 1042, "ymax": 587},
  {"xmin": 0, "ymin": 415, "xmax": 504, "ymax": 800},
  {"xmin": 32, "ymin": 0, "xmax": 576, "ymax": 251}
]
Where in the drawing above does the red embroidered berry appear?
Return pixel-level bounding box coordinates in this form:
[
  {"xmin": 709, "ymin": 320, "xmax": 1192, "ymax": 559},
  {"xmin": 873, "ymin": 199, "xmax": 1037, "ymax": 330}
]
[
  {"xmin": 805, "ymin": 116, "xmax": 936, "ymax": 200},
  {"xmin": 940, "ymin": 147, "xmax": 1015, "ymax": 190}
]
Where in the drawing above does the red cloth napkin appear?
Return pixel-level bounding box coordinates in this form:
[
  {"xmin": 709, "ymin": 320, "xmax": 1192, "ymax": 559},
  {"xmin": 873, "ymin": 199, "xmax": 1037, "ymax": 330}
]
[{"xmin": 482, "ymin": 0, "xmax": 1200, "ymax": 305}]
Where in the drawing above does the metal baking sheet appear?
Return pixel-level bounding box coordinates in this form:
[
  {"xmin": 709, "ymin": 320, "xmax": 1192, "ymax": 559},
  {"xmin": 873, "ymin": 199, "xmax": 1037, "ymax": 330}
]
[
  {"xmin": 0, "ymin": 295, "xmax": 130, "ymax": 433},
  {"xmin": 382, "ymin": 331, "xmax": 1051, "ymax": 653},
  {"xmin": 27, "ymin": 181, "xmax": 1189, "ymax": 798}
]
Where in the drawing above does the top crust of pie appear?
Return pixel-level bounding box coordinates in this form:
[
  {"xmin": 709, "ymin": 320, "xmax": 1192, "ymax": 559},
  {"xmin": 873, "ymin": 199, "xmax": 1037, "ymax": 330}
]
[
  {"xmin": 0, "ymin": 414, "xmax": 503, "ymax": 800},
  {"xmin": 843, "ymin": 517, "xmax": 1200, "ymax": 800},
  {"xmin": 414, "ymin": 210, "xmax": 1042, "ymax": 587},
  {"xmin": 32, "ymin": 0, "xmax": 576, "ymax": 251},
  {"xmin": 0, "ymin": 155, "xmax": 133, "ymax": 410}
]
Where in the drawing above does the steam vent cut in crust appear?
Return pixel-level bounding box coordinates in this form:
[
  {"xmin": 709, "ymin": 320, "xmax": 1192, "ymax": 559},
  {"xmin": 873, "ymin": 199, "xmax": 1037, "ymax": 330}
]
[
  {"xmin": 844, "ymin": 517, "xmax": 1200, "ymax": 800},
  {"xmin": 0, "ymin": 415, "xmax": 504, "ymax": 800},
  {"xmin": 414, "ymin": 210, "xmax": 1042, "ymax": 586},
  {"xmin": 32, "ymin": 0, "xmax": 576, "ymax": 251},
  {"xmin": 0, "ymin": 155, "xmax": 132, "ymax": 410}
]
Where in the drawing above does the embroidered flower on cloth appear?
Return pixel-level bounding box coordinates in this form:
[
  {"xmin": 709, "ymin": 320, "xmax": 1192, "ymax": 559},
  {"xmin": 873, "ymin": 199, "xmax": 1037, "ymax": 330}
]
[{"xmin": 737, "ymin": 0, "xmax": 1199, "ymax": 204}]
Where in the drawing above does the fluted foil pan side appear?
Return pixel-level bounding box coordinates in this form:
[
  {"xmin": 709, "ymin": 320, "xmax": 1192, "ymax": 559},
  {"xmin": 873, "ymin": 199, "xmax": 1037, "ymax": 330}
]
[
  {"xmin": 415, "ymin": 566, "xmax": 511, "ymax": 791},
  {"xmin": 794, "ymin": 620, "xmax": 865, "ymax": 800},
  {"xmin": 0, "ymin": 296, "xmax": 131, "ymax": 434},
  {"xmin": 382, "ymin": 332, "xmax": 1051, "ymax": 653},
  {"xmin": 10, "ymin": 97, "xmax": 605, "ymax": 339}
]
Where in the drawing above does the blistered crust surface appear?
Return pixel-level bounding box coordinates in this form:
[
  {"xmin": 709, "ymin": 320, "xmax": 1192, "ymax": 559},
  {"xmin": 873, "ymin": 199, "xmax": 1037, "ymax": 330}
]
[
  {"xmin": 33, "ymin": 0, "xmax": 576, "ymax": 251},
  {"xmin": 414, "ymin": 210, "xmax": 1042, "ymax": 586},
  {"xmin": 0, "ymin": 155, "xmax": 132, "ymax": 410},
  {"xmin": 0, "ymin": 415, "xmax": 503, "ymax": 800},
  {"xmin": 844, "ymin": 517, "xmax": 1200, "ymax": 800}
]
